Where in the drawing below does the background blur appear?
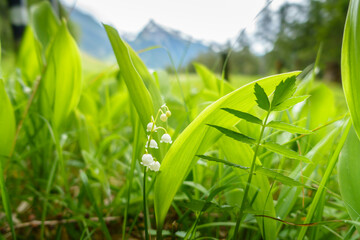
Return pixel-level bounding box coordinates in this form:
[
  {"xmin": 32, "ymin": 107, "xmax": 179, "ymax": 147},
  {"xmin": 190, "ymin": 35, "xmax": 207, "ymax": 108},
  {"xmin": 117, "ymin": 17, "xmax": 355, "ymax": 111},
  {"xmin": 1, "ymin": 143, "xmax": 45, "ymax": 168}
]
[{"xmin": 1, "ymin": 0, "xmax": 349, "ymax": 82}]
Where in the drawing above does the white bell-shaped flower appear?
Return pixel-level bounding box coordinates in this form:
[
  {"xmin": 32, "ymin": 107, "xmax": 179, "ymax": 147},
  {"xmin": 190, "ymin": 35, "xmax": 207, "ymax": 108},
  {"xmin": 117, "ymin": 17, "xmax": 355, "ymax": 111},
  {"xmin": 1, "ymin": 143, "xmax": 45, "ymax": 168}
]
[
  {"xmin": 147, "ymin": 122, "xmax": 156, "ymax": 132},
  {"xmin": 160, "ymin": 133, "xmax": 172, "ymax": 144},
  {"xmin": 149, "ymin": 139, "xmax": 158, "ymax": 149},
  {"xmin": 141, "ymin": 153, "xmax": 154, "ymax": 167},
  {"xmin": 149, "ymin": 161, "xmax": 161, "ymax": 172}
]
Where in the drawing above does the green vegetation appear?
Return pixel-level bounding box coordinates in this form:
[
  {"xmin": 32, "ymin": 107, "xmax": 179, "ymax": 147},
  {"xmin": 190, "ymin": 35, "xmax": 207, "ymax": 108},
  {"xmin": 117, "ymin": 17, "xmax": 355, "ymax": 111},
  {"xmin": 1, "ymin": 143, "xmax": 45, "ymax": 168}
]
[{"xmin": 1, "ymin": 0, "xmax": 360, "ymax": 239}]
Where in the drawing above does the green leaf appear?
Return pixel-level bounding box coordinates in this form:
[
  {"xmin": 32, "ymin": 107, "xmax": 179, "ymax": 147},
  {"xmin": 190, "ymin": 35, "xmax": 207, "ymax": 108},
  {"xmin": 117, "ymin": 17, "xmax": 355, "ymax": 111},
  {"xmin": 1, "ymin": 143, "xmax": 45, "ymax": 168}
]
[
  {"xmin": 221, "ymin": 108, "xmax": 262, "ymax": 125},
  {"xmin": 39, "ymin": 21, "xmax": 82, "ymax": 130},
  {"xmin": 254, "ymin": 83, "xmax": 270, "ymax": 111},
  {"xmin": 0, "ymin": 80, "xmax": 16, "ymax": 157},
  {"xmin": 267, "ymin": 121, "xmax": 312, "ymax": 134},
  {"xmin": 207, "ymin": 124, "xmax": 256, "ymax": 144},
  {"xmin": 0, "ymin": 79, "xmax": 16, "ymax": 240},
  {"xmin": 194, "ymin": 63, "xmax": 234, "ymax": 95},
  {"xmin": 341, "ymin": 0, "xmax": 360, "ymax": 139},
  {"xmin": 197, "ymin": 155, "xmax": 249, "ymax": 170},
  {"xmin": 17, "ymin": 27, "xmax": 42, "ymax": 85},
  {"xmin": 261, "ymin": 142, "xmax": 311, "ymax": 163},
  {"xmin": 30, "ymin": 1, "xmax": 60, "ymax": 51},
  {"xmin": 338, "ymin": 126, "xmax": 360, "ymax": 233},
  {"xmin": 272, "ymin": 95, "xmax": 310, "ymax": 111},
  {"xmin": 271, "ymin": 76, "xmax": 296, "ymax": 110},
  {"xmin": 104, "ymin": 24, "xmax": 154, "ymax": 130},
  {"xmin": 255, "ymin": 167, "xmax": 308, "ymax": 187},
  {"xmin": 154, "ymin": 71, "xmax": 300, "ymax": 237}
]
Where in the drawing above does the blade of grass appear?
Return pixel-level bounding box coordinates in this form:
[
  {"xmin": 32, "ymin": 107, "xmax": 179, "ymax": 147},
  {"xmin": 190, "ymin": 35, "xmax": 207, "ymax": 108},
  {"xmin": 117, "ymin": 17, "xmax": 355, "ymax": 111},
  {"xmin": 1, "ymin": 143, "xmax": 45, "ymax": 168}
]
[
  {"xmin": 297, "ymin": 118, "xmax": 351, "ymax": 239},
  {"xmin": 80, "ymin": 171, "xmax": 112, "ymax": 240}
]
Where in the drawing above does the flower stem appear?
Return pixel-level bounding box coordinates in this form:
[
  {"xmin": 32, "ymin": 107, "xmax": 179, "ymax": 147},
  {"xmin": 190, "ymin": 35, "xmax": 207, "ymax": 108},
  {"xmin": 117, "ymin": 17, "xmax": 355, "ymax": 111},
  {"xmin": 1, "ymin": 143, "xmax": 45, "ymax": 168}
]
[
  {"xmin": 233, "ymin": 110, "xmax": 271, "ymax": 239},
  {"xmin": 143, "ymin": 168, "xmax": 149, "ymax": 240}
]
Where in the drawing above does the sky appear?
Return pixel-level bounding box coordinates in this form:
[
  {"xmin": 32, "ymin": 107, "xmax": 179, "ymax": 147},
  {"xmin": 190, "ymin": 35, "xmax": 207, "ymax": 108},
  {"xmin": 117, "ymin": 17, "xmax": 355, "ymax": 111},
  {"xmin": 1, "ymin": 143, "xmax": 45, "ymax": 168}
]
[{"xmin": 61, "ymin": 0, "xmax": 272, "ymax": 44}]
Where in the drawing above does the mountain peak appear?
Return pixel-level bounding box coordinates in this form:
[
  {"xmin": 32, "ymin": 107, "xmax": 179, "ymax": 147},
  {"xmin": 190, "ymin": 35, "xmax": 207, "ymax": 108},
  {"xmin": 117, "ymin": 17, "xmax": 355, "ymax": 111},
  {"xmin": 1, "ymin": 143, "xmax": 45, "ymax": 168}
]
[{"xmin": 141, "ymin": 19, "xmax": 165, "ymax": 35}]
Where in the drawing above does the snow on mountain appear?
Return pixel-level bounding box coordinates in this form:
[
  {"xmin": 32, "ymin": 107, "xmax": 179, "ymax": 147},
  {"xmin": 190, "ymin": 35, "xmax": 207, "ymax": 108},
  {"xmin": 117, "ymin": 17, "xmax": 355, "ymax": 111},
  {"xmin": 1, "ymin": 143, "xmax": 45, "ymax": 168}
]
[{"xmin": 68, "ymin": 8, "xmax": 211, "ymax": 69}]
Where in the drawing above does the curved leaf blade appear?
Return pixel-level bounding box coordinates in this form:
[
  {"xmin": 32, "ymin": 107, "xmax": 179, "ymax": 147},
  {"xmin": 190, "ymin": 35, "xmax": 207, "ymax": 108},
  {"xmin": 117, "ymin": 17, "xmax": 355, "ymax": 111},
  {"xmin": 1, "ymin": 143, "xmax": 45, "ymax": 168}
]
[
  {"xmin": 0, "ymin": 79, "xmax": 16, "ymax": 240},
  {"xmin": 341, "ymin": 0, "xmax": 360, "ymax": 138},
  {"xmin": 104, "ymin": 24, "xmax": 154, "ymax": 130},
  {"xmin": 154, "ymin": 71, "xmax": 300, "ymax": 230},
  {"xmin": 39, "ymin": 22, "xmax": 82, "ymax": 130},
  {"xmin": 338, "ymin": 126, "xmax": 360, "ymax": 233}
]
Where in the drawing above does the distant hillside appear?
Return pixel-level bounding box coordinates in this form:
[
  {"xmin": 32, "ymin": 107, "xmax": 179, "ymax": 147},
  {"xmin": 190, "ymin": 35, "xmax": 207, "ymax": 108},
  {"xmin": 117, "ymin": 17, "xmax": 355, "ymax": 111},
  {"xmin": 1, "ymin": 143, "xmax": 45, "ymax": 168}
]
[
  {"xmin": 68, "ymin": 8, "xmax": 114, "ymax": 60},
  {"xmin": 68, "ymin": 8, "xmax": 210, "ymax": 69},
  {"xmin": 129, "ymin": 20, "xmax": 209, "ymax": 69}
]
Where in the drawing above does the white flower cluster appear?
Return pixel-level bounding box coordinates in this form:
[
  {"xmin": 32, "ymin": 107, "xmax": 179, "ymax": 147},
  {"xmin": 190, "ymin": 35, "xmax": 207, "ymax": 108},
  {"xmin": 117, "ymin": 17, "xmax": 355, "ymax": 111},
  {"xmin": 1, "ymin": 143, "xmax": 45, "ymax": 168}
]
[{"xmin": 141, "ymin": 104, "xmax": 172, "ymax": 172}]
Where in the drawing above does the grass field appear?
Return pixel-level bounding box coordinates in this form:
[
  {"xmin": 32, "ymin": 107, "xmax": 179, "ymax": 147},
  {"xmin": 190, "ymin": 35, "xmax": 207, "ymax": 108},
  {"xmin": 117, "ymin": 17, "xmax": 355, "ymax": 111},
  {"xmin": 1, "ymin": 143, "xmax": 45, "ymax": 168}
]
[{"xmin": 1, "ymin": 1, "xmax": 360, "ymax": 240}]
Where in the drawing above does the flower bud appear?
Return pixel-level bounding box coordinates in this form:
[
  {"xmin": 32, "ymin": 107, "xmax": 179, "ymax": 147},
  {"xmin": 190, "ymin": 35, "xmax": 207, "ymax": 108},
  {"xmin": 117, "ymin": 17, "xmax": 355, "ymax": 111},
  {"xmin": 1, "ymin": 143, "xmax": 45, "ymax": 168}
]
[
  {"xmin": 160, "ymin": 113, "xmax": 167, "ymax": 122},
  {"xmin": 166, "ymin": 110, "xmax": 171, "ymax": 117}
]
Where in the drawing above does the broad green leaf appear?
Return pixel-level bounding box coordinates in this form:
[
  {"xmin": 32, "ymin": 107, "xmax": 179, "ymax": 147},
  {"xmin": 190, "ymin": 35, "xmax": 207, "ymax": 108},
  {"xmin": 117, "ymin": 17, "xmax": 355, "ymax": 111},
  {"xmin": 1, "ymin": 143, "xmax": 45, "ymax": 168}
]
[
  {"xmin": 30, "ymin": 1, "xmax": 60, "ymax": 51},
  {"xmin": 272, "ymin": 95, "xmax": 310, "ymax": 111},
  {"xmin": 39, "ymin": 22, "xmax": 82, "ymax": 130},
  {"xmin": 0, "ymin": 79, "xmax": 16, "ymax": 239},
  {"xmin": 17, "ymin": 27, "xmax": 42, "ymax": 85},
  {"xmin": 0, "ymin": 41, "xmax": 2, "ymax": 78},
  {"xmin": 104, "ymin": 24, "xmax": 154, "ymax": 130},
  {"xmin": 338, "ymin": 126, "xmax": 360, "ymax": 233},
  {"xmin": 254, "ymin": 83, "xmax": 270, "ymax": 111},
  {"xmin": 207, "ymin": 124, "xmax": 256, "ymax": 144},
  {"xmin": 298, "ymin": 84, "xmax": 336, "ymax": 145},
  {"xmin": 0, "ymin": 80, "xmax": 16, "ymax": 157},
  {"xmin": 154, "ymin": 71, "xmax": 300, "ymax": 233},
  {"xmin": 261, "ymin": 142, "xmax": 311, "ymax": 163},
  {"xmin": 197, "ymin": 155, "xmax": 249, "ymax": 170},
  {"xmin": 194, "ymin": 63, "xmax": 219, "ymax": 92},
  {"xmin": 342, "ymin": 0, "xmax": 360, "ymax": 138},
  {"xmin": 221, "ymin": 108, "xmax": 262, "ymax": 125},
  {"xmin": 194, "ymin": 63, "xmax": 234, "ymax": 95},
  {"xmin": 267, "ymin": 121, "xmax": 312, "ymax": 134},
  {"xmin": 128, "ymin": 45, "xmax": 163, "ymax": 111},
  {"xmin": 271, "ymin": 76, "xmax": 296, "ymax": 109}
]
